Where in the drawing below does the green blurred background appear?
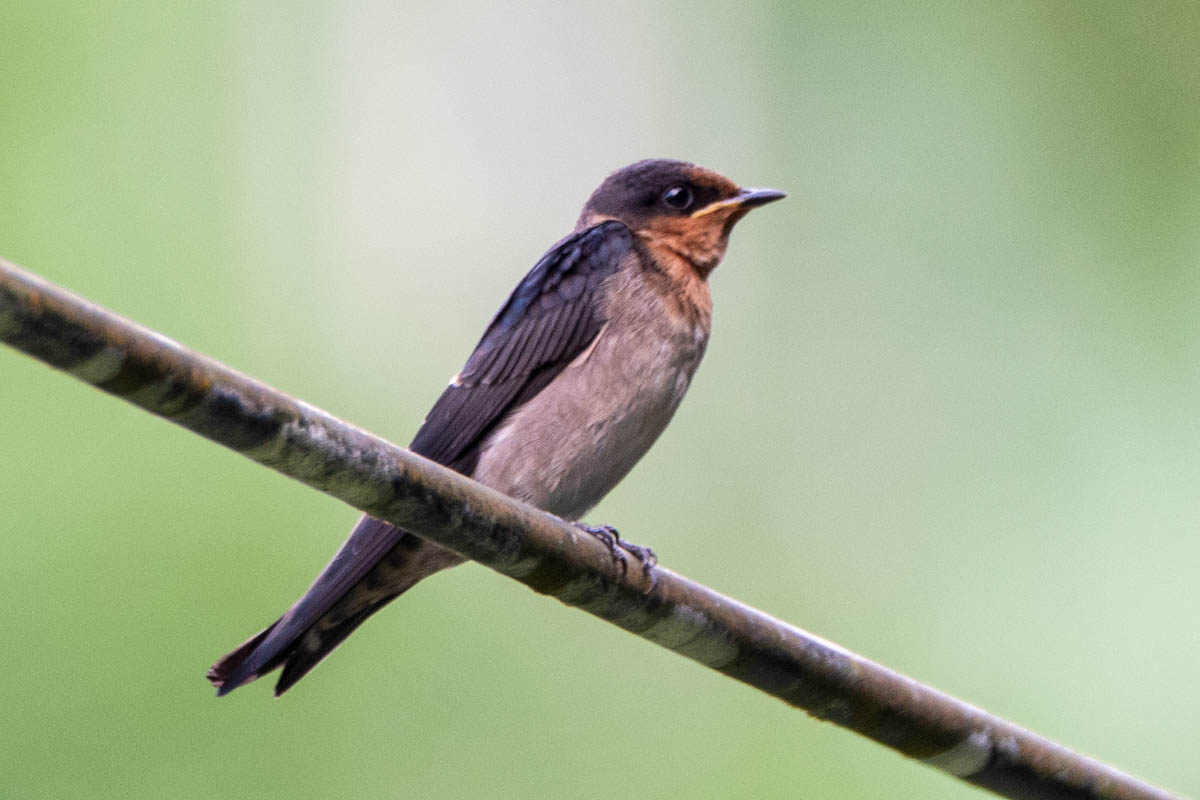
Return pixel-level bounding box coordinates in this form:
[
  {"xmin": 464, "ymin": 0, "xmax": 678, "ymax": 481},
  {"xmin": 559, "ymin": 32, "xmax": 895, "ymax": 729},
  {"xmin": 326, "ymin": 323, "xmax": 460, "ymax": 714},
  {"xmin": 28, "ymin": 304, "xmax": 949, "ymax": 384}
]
[{"xmin": 2, "ymin": 2, "xmax": 1198, "ymax": 797}]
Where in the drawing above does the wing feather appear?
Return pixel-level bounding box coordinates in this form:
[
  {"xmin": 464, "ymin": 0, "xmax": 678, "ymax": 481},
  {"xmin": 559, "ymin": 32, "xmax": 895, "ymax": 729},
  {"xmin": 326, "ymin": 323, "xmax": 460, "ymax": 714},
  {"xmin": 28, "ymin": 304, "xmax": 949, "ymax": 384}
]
[{"xmin": 410, "ymin": 221, "xmax": 634, "ymax": 473}]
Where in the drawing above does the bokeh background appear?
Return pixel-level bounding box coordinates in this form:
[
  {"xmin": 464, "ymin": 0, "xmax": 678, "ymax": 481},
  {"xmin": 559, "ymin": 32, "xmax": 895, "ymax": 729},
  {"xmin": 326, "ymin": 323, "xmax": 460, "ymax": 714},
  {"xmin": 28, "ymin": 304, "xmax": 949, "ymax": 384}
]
[{"xmin": 3, "ymin": 2, "xmax": 1198, "ymax": 797}]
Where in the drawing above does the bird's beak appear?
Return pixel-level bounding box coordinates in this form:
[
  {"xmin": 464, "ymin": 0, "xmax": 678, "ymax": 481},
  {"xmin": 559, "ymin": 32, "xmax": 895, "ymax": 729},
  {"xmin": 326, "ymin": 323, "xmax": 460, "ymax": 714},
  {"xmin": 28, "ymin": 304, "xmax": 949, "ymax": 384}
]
[
  {"xmin": 690, "ymin": 187, "xmax": 788, "ymax": 218},
  {"xmin": 736, "ymin": 187, "xmax": 788, "ymax": 208}
]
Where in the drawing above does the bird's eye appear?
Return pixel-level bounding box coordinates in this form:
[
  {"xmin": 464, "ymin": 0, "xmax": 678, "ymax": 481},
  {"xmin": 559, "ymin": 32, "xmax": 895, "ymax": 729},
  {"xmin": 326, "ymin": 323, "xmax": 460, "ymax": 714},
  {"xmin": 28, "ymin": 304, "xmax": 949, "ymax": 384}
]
[{"xmin": 661, "ymin": 185, "xmax": 694, "ymax": 211}]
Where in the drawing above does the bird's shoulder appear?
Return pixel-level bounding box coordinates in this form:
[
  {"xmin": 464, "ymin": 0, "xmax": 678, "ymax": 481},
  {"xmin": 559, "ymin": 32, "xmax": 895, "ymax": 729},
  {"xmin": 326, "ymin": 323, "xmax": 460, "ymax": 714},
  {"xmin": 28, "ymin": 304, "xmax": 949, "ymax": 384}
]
[
  {"xmin": 464, "ymin": 219, "xmax": 636, "ymax": 381},
  {"xmin": 408, "ymin": 220, "xmax": 639, "ymax": 471}
]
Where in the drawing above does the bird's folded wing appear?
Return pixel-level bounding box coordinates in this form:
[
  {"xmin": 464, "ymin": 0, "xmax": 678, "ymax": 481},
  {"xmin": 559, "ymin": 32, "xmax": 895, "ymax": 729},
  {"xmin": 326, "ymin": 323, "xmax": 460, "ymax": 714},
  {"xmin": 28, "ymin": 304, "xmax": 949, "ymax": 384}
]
[{"xmin": 410, "ymin": 220, "xmax": 635, "ymax": 473}]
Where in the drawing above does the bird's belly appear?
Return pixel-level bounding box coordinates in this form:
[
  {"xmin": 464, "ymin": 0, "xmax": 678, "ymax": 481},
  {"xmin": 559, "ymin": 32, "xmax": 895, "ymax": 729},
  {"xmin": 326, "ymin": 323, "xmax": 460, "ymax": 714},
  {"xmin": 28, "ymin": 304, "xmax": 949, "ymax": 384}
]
[{"xmin": 471, "ymin": 324, "xmax": 705, "ymax": 521}]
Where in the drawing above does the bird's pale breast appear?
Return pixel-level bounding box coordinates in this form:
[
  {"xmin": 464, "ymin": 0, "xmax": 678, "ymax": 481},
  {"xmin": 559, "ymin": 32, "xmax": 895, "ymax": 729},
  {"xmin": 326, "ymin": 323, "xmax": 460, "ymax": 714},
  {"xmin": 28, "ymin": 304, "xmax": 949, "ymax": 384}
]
[{"xmin": 470, "ymin": 264, "xmax": 710, "ymax": 521}]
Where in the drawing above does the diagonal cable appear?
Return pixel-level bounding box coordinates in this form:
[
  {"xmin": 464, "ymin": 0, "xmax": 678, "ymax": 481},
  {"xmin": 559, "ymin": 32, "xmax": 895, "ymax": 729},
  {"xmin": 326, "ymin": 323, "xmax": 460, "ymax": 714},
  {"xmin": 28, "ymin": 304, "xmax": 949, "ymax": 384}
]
[{"xmin": 0, "ymin": 257, "xmax": 1178, "ymax": 800}]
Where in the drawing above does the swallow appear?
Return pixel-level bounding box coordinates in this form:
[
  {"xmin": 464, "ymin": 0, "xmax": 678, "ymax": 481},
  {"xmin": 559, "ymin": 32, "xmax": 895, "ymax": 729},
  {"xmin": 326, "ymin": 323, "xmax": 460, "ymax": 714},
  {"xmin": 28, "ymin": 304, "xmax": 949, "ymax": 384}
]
[{"xmin": 207, "ymin": 158, "xmax": 785, "ymax": 696}]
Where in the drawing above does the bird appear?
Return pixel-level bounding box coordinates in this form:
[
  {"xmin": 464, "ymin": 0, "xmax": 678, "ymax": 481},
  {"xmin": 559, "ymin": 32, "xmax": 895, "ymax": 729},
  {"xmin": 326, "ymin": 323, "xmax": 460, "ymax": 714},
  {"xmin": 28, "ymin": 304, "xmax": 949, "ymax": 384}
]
[{"xmin": 207, "ymin": 158, "xmax": 785, "ymax": 696}]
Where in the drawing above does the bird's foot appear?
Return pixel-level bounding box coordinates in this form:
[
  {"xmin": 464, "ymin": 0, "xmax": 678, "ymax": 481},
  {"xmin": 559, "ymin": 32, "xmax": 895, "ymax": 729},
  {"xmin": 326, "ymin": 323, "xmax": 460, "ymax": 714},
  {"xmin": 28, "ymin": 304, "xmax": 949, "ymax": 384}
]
[{"xmin": 573, "ymin": 522, "xmax": 657, "ymax": 577}]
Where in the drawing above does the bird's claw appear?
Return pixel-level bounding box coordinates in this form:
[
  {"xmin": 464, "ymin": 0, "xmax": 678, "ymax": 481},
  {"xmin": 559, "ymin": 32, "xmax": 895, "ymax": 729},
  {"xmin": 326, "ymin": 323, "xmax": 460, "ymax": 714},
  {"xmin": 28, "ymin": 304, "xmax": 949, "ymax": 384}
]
[
  {"xmin": 573, "ymin": 522, "xmax": 657, "ymax": 578},
  {"xmin": 618, "ymin": 539, "xmax": 658, "ymax": 577}
]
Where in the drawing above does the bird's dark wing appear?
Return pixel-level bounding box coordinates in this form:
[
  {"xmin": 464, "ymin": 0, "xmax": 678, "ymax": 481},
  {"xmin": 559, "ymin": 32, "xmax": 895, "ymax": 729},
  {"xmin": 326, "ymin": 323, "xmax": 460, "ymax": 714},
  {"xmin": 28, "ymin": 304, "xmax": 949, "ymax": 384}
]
[
  {"xmin": 208, "ymin": 220, "xmax": 635, "ymax": 695},
  {"xmin": 410, "ymin": 219, "xmax": 635, "ymax": 473}
]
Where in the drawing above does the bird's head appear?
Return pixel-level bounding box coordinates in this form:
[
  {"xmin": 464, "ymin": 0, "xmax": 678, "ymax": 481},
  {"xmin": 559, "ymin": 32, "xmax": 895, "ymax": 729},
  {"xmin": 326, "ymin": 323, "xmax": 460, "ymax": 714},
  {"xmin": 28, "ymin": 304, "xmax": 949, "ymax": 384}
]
[{"xmin": 578, "ymin": 159, "xmax": 786, "ymax": 277}]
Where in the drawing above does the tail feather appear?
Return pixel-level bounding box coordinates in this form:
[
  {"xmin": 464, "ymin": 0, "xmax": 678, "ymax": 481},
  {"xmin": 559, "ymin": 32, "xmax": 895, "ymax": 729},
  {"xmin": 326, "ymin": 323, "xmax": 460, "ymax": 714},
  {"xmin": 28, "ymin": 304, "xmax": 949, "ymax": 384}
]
[
  {"xmin": 207, "ymin": 515, "xmax": 462, "ymax": 696},
  {"xmin": 206, "ymin": 621, "xmax": 279, "ymax": 691},
  {"xmin": 273, "ymin": 595, "xmax": 399, "ymax": 695}
]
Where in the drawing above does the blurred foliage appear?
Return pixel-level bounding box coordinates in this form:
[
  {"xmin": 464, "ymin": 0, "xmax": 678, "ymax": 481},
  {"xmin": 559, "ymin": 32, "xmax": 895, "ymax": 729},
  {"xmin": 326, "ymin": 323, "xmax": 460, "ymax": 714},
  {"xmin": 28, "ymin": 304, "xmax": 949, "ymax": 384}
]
[{"xmin": 2, "ymin": 2, "xmax": 1198, "ymax": 797}]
